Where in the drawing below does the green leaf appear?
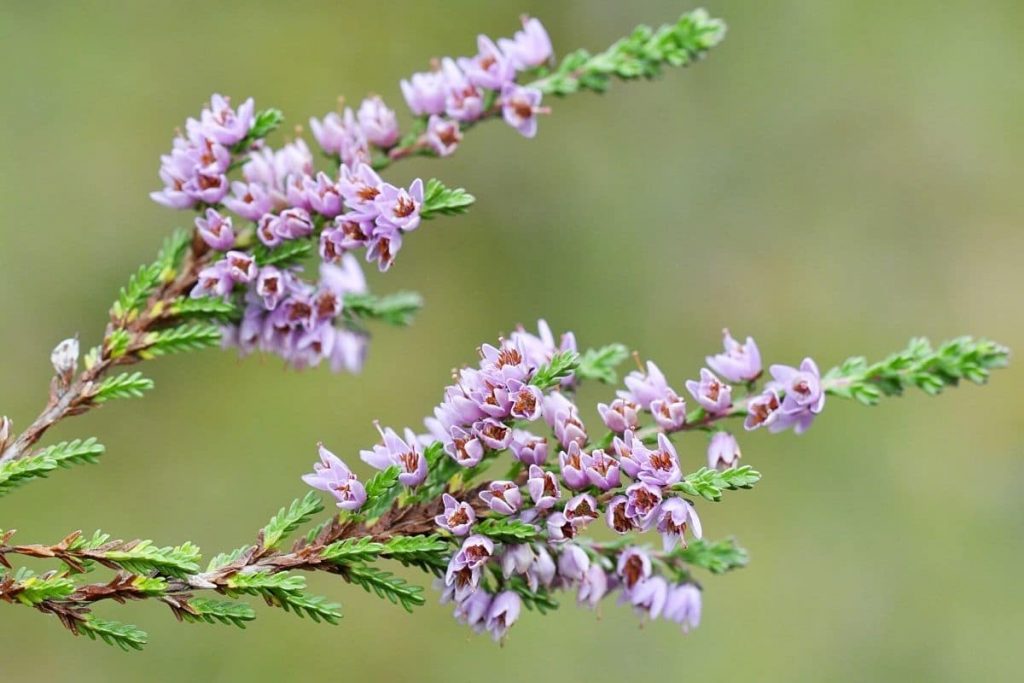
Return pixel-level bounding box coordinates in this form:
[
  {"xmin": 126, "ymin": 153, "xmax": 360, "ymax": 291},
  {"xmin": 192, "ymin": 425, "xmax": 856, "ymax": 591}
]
[
  {"xmin": 253, "ymin": 239, "xmax": 315, "ymax": 267},
  {"xmin": 78, "ymin": 616, "xmax": 148, "ymax": 652},
  {"xmin": 177, "ymin": 598, "xmax": 256, "ymax": 628},
  {"xmin": 96, "ymin": 540, "xmax": 201, "ymax": 578},
  {"xmin": 577, "ymin": 344, "xmax": 630, "ymax": 384},
  {"xmin": 343, "ymin": 291, "xmax": 423, "ymax": 327},
  {"xmin": 7, "ymin": 568, "xmax": 76, "ymax": 605},
  {"xmin": 37, "ymin": 438, "xmax": 106, "ymax": 467},
  {"xmin": 421, "ymin": 178, "xmax": 475, "ymax": 218},
  {"xmin": 674, "ymin": 537, "xmax": 749, "ymax": 575},
  {"xmin": 507, "ymin": 577, "xmax": 560, "ymax": 614},
  {"xmin": 530, "ymin": 350, "xmax": 580, "ymax": 389},
  {"xmin": 672, "ymin": 466, "xmax": 762, "ymax": 502},
  {"xmin": 225, "ymin": 570, "xmax": 306, "ymax": 595},
  {"xmin": 92, "ymin": 372, "xmax": 154, "ymax": 403},
  {"xmin": 260, "ymin": 491, "xmax": 324, "ymax": 550},
  {"xmin": 206, "ymin": 545, "xmax": 251, "ymax": 573},
  {"xmin": 321, "ymin": 537, "xmax": 385, "ymax": 564},
  {"xmin": 274, "ymin": 592, "xmax": 342, "ymax": 624},
  {"xmin": 0, "ymin": 438, "xmax": 105, "ymax": 496},
  {"xmin": 142, "ymin": 324, "xmax": 221, "ymax": 357},
  {"xmin": 168, "ymin": 296, "xmax": 237, "ymax": 321},
  {"xmin": 343, "ymin": 565, "xmax": 425, "ymax": 613},
  {"xmin": 361, "ymin": 465, "xmax": 402, "ymax": 519},
  {"xmin": 155, "ymin": 228, "xmax": 192, "ymax": 278},
  {"xmin": 111, "ymin": 263, "xmax": 161, "ymax": 320},
  {"xmin": 475, "ymin": 518, "xmax": 540, "ymax": 543}
]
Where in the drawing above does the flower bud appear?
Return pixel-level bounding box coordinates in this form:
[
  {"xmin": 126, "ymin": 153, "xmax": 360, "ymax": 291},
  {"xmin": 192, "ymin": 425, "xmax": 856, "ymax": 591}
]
[
  {"xmin": 50, "ymin": 336, "xmax": 79, "ymax": 384},
  {"xmin": 0, "ymin": 415, "xmax": 11, "ymax": 451}
]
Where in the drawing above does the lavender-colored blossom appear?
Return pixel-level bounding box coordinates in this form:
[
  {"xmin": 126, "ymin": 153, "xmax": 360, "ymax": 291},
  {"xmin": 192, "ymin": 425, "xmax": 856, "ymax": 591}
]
[
  {"xmin": 708, "ymin": 431, "xmax": 741, "ymax": 469},
  {"xmin": 337, "ymin": 163, "xmax": 383, "ymax": 215},
  {"xmin": 400, "ymin": 70, "xmax": 449, "ymax": 116},
  {"xmin": 624, "ymin": 481, "xmax": 663, "ymax": 529},
  {"xmin": 374, "ymin": 178, "xmax": 424, "ymax": 232},
  {"xmin": 479, "ymin": 480, "xmax": 523, "ymax": 516},
  {"xmin": 619, "ymin": 361, "xmax": 673, "ymax": 410},
  {"xmin": 545, "ymin": 511, "xmax": 576, "ymax": 543},
  {"xmin": 459, "ymin": 35, "xmax": 516, "ymax": 90},
  {"xmin": 456, "ymin": 534, "xmax": 495, "ymax": 570},
  {"xmin": 192, "ymin": 261, "xmax": 233, "ymax": 299},
  {"xmin": 485, "ymin": 591, "xmax": 521, "ymax": 641},
  {"xmin": 361, "ymin": 425, "xmax": 428, "ymax": 487},
  {"xmin": 511, "ymin": 319, "xmax": 577, "ymax": 372},
  {"xmin": 224, "ymin": 181, "xmax": 273, "ymax": 221},
  {"xmin": 558, "ymin": 442, "xmax": 589, "ymax": 490},
  {"xmin": 301, "ymin": 444, "xmax": 366, "ymax": 511},
  {"xmin": 453, "ymin": 589, "xmax": 492, "ymax": 633},
  {"xmin": 651, "ymin": 390, "xmax": 687, "ymax": 431},
  {"xmin": 527, "ymin": 464, "xmax": 561, "ymax": 510},
  {"xmin": 510, "ymin": 430, "xmax": 548, "ymax": 466},
  {"xmin": 366, "ymin": 226, "xmax": 403, "ymax": 272},
  {"xmin": 445, "ymin": 557, "xmax": 483, "ymax": 602},
  {"xmin": 564, "ymin": 493, "xmax": 600, "ymax": 529},
  {"xmin": 685, "ymin": 368, "xmax": 733, "ymax": 415},
  {"xmin": 612, "ymin": 430, "xmax": 649, "ymax": 480},
  {"xmin": 606, "ymin": 495, "xmax": 638, "ymax": 534},
  {"xmin": 657, "ymin": 497, "xmax": 703, "ymax": 551},
  {"xmin": 557, "ymin": 544, "xmax": 591, "ymax": 581},
  {"xmin": 500, "ymin": 544, "xmax": 535, "ymax": 579},
  {"xmin": 195, "ymin": 209, "xmax": 235, "ymax": 251},
  {"xmin": 744, "ymin": 388, "xmax": 782, "ymax": 431},
  {"xmin": 707, "ymin": 329, "xmax": 762, "ymax": 383},
  {"xmin": 472, "ymin": 418, "xmax": 513, "ymax": 450},
  {"xmin": 629, "ymin": 576, "xmax": 669, "ymax": 619},
  {"xmin": 598, "ymin": 398, "xmax": 640, "ymax": 433},
  {"xmin": 663, "ymin": 584, "xmax": 702, "ymax": 633},
  {"xmin": 768, "ymin": 358, "xmax": 826, "ymax": 434},
  {"xmin": 425, "ymin": 115, "xmax": 462, "ymax": 157},
  {"xmin": 183, "ymin": 171, "xmax": 229, "ymax": 204},
  {"xmin": 224, "ymin": 251, "xmax": 257, "ymax": 283},
  {"xmin": 308, "ymin": 108, "xmax": 368, "ymax": 167},
  {"xmin": 498, "ymin": 17, "xmax": 553, "ymax": 69},
  {"xmin": 544, "ymin": 392, "xmax": 587, "ymax": 449},
  {"xmin": 304, "ymin": 172, "xmax": 343, "ymax": 218},
  {"xmin": 444, "ymin": 425, "xmax": 486, "ymax": 467},
  {"xmin": 526, "ymin": 546, "xmax": 556, "ymax": 590},
  {"xmin": 578, "ymin": 564, "xmax": 609, "ymax": 608},
  {"xmin": 637, "ymin": 434, "xmax": 682, "ymax": 487},
  {"xmin": 356, "ymin": 96, "xmax": 400, "ymax": 148},
  {"xmin": 507, "ymin": 381, "xmax": 543, "ymax": 421},
  {"xmin": 616, "ymin": 547, "xmax": 653, "ymax": 590},
  {"xmin": 434, "ymin": 493, "xmax": 476, "ymax": 535},
  {"xmin": 199, "ymin": 94, "xmax": 254, "ymax": 146},
  {"xmin": 501, "ymin": 84, "xmax": 544, "ymax": 138},
  {"xmin": 441, "ymin": 58, "xmax": 486, "ymax": 122},
  {"xmin": 581, "ymin": 449, "xmax": 621, "ymax": 491}
]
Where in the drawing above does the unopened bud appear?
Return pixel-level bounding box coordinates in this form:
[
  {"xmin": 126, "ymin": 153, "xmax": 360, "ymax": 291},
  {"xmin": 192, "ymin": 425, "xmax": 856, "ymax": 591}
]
[
  {"xmin": 0, "ymin": 416, "xmax": 11, "ymax": 451},
  {"xmin": 50, "ymin": 336, "xmax": 80, "ymax": 383}
]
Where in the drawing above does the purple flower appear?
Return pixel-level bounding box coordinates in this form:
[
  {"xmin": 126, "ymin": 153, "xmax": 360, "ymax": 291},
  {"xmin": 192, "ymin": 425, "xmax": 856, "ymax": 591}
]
[
  {"xmin": 624, "ymin": 482, "xmax": 663, "ymax": 529},
  {"xmin": 472, "ymin": 418, "xmax": 513, "ymax": 450},
  {"xmin": 511, "ymin": 319, "xmax": 577, "ymax": 373},
  {"xmin": 629, "ymin": 576, "xmax": 669, "ymax": 619},
  {"xmin": 459, "ymin": 35, "xmax": 515, "ymax": 90},
  {"xmin": 612, "ymin": 430, "xmax": 649, "ymax": 480},
  {"xmin": 360, "ymin": 425, "xmax": 428, "ymax": 487},
  {"xmin": 453, "ymin": 589, "xmax": 492, "ymax": 633},
  {"xmin": 707, "ymin": 329, "xmax": 762, "ymax": 383},
  {"xmin": 500, "ymin": 544, "xmax": 535, "ymax": 579},
  {"xmin": 425, "ymin": 115, "xmax": 462, "ymax": 157},
  {"xmin": 499, "ymin": 17, "xmax": 553, "ymax": 69},
  {"xmin": 441, "ymin": 58, "xmax": 485, "ymax": 122},
  {"xmin": 501, "ymin": 84, "xmax": 544, "ymax": 138},
  {"xmin": 637, "ymin": 434, "xmax": 682, "ymax": 487},
  {"xmin": 192, "ymin": 262, "xmax": 233, "ymax": 299},
  {"xmin": 663, "ymin": 584, "xmax": 702, "ymax": 633},
  {"xmin": 444, "ymin": 425, "xmax": 486, "ymax": 467},
  {"xmin": 744, "ymin": 388, "xmax": 782, "ymax": 431},
  {"xmin": 768, "ymin": 358, "xmax": 826, "ymax": 434},
  {"xmin": 400, "ymin": 70, "xmax": 448, "ymax": 117},
  {"xmin": 301, "ymin": 444, "xmax": 366, "ymax": 511},
  {"xmin": 183, "ymin": 172, "xmax": 229, "ymax": 204},
  {"xmin": 557, "ymin": 544, "xmax": 591, "ymax": 581},
  {"xmin": 445, "ymin": 557, "xmax": 483, "ymax": 602},
  {"xmin": 275, "ymin": 207, "xmax": 314, "ymax": 240},
  {"xmin": 544, "ymin": 392, "xmax": 587, "ymax": 449},
  {"xmin": 479, "ymin": 480, "xmax": 523, "ymax": 516},
  {"xmin": 651, "ymin": 390, "xmax": 687, "ymax": 431},
  {"xmin": 308, "ymin": 108, "xmax": 368, "ymax": 167},
  {"xmin": 485, "ymin": 590, "xmax": 521, "ymax": 642},
  {"xmin": 304, "ymin": 172, "xmax": 343, "ymax": 218},
  {"xmin": 564, "ymin": 493, "xmax": 600, "ymax": 530},
  {"xmin": 558, "ymin": 442, "xmax": 589, "ymax": 490},
  {"xmin": 578, "ymin": 564, "xmax": 609, "ymax": 608},
  {"xmin": 337, "ymin": 163, "xmax": 383, "ymax": 215},
  {"xmin": 224, "ymin": 181, "xmax": 273, "ymax": 221},
  {"xmin": 510, "ymin": 430, "xmax": 548, "ymax": 466},
  {"xmin": 619, "ymin": 361, "xmax": 673, "ymax": 410},
  {"xmin": 527, "ymin": 464, "xmax": 561, "ymax": 510},
  {"xmin": 685, "ymin": 368, "xmax": 733, "ymax": 415},
  {"xmin": 255, "ymin": 266, "xmax": 285, "ymax": 309},
  {"xmin": 434, "ymin": 493, "xmax": 476, "ymax": 535},
  {"xmin": 545, "ymin": 511, "xmax": 576, "ymax": 543},
  {"xmin": 456, "ymin": 534, "xmax": 495, "ymax": 569},
  {"xmin": 356, "ymin": 96, "xmax": 400, "ymax": 148},
  {"xmin": 366, "ymin": 227, "xmax": 403, "ymax": 272},
  {"xmin": 507, "ymin": 381, "xmax": 543, "ymax": 421},
  {"xmin": 581, "ymin": 449, "xmax": 621, "ymax": 491},
  {"xmin": 606, "ymin": 495, "xmax": 638, "ymax": 534},
  {"xmin": 708, "ymin": 431, "xmax": 741, "ymax": 469},
  {"xmin": 526, "ymin": 546, "xmax": 556, "ymax": 590},
  {"xmin": 200, "ymin": 93, "xmax": 254, "ymax": 146},
  {"xmin": 374, "ymin": 179, "xmax": 424, "ymax": 231},
  {"xmin": 195, "ymin": 209, "xmax": 235, "ymax": 251},
  {"xmin": 616, "ymin": 547, "xmax": 652, "ymax": 590},
  {"xmin": 657, "ymin": 498, "xmax": 703, "ymax": 551},
  {"xmin": 597, "ymin": 398, "xmax": 640, "ymax": 433}
]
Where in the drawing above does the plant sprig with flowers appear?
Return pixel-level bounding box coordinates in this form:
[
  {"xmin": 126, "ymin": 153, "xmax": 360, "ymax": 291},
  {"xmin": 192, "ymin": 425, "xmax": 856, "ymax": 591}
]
[{"xmin": 0, "ymin": 324, "xmax": 1006, "ymax": 649}]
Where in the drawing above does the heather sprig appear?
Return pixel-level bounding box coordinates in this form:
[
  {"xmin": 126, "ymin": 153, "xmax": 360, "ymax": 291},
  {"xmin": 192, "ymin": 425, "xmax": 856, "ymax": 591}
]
[{"xmin": 2, "ymin": 326, "xmax": 1003, "ymax": 649}]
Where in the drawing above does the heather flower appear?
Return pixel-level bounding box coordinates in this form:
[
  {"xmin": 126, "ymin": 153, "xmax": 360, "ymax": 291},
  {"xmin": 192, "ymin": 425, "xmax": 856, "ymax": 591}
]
[
  {"xmin": 544, "ymin": 392, "xmax": 587, "ymax": 449},
  {"xmin": 307, "ymin": 108, "xmax": 367, "ymax": 167},
  {"xmin": 707, "ymin": 329, "xmax": 762, "ymax": 383},
  {"xmin": 365, "ymin": 227, "xmax": 403, "ymax": 272},
  {"xmin": 558, "ymin": 442, "xmax": 589, "ymax": 490},
  {"xmin": 637, "ymin": 434, "xmax": 682, "ymax": 487},
  {"xmin": 224, "ymin": 251, "xmax": 257, "ymax": 283},
  {"xmin": 374, "ymin": 178, "xmax": 424, "ymax": 232},
  {"xmin": 597, "ymin": 398, "xmax": 640, "ymax": 433},
  {"xmin": 526, "ymin": 546, "xmax": 557, "ymax": 590},
  {"xmin": 337, "ymin": 163, "xmax": 383, "ymax": 215},
  {"xmin": 444, "ymin": 425, "xmax": 485, "ymax": 467},
  {"xmin": 485, "ymin": 591, "xmax": 521, "ymax": 641},
  {"xmin": 453, "ymin": 589, "xmax": 492, "ymax": 633},
  {"xmin": 564, "ymin": 493, "xmax": 600, "ymax": 529},
  {"xmin": 50, "ymin": 337, "xmax": 79, "ymax": 382},
  {"xmin": 441, "ymin": 58, "xmax": 486, "ymax": 122},
  {"xmin": 192, "ymin": 262, "xmax": 233, "ymax": 298},
  {"xmin": 356, "ymin": 96, "xmax": 400, "ymax": 148},
  {"xmin": 581, "ymin": 449, "xmax": 621, "ymax": 491},
  {"xmin": 499, "ymin": 17, "xmax": 553, "ymax": 69},
  {"xmin": 527, "ymin": 464, "xmax": 561, "ymax": 510},
  {"xmin": 744, "ymin": 388, "xmax": 782, "ymax": 431},
  {"xmin": 456, "ymin": 535, "xmax": 495, "ymax": 569},
  {"xmin": 512, "ymin": 319, "xmax": 577, "ymax": 371},
  {"xmin": 183, "ymin": 172, "xmax": 229, "ymax": 204},
  {"xmin": 479, "ymin": 480, "xmax": 523, "ymax": 516},
  {"xmin": 557, "ymin": 544, "xmax": 590, "ymax": 581},
  {"xmin": 199, "ymin": 94, "xmax": 254, "ymax": 146},
  {"xmin": 473, "ymin": 418, "xmax": 513, "ymax": 450},
  {"xmin": 507, "ymin": 381, "xmax": 543, "ymax": 421},
  {"xmin": 275, "ymin": 207, "xmax": 315, "ymax": 240},
  {"xmin": 510, "ymin": 430, "xmax": 548, "ymax": 466},
  {"xmin": 612, "ymin": 430, "xmax": 649, "ymax": 480},
  {"xmin": 657, "ymin": 498, "xmax": 703, "ymax": 551},
  {"xmin": 501, "ymin": 84, "xmax": 544, "ymax": 138},
  {"xmin": 685, "ymin": 368, "xmax": 733, "ymax": 415},
  {"xmin": 616, "ymin": 547, "xmax": 653, "ymax": 590},
  {"xmin": 224, "ymin": 181, "xmax": 273, "ymax": 221},
  {"xmin": 619, "ymin": 361, "xmax": 672, "ymax": 410},
  {"xmin": 361, "ymin": 425, "xmax": 428, "ymax": 487},
  {"xmin": 445, "ymin": 557, "xmax": 483, "ymax": 602},
  {"xmin": 425, "ymin": 115, "xmax": 462, "ymax": 156},
  {"xmin": 768, "ymin": 358, "xmax": 826, "ymax": 434},
  {"xmin": 301, "ymin": 444, "xmax": 366, "ymax": 511},
  {"xmin": 708, "ymin": 431, "xmax": 741, "ymax": 469},
  {"xmin": 578, "ymin": 564, "xmax": 609, "ymax": 608},
  {"xmin": 624, "ymin": 482, "xmax": 663, "ymax": 528},
  {"xmin": 304, "ymin": 172, "xmax": 344, "ymax": 218},
  {"xmin": 629, "ymin": 576, "xmax": 669, "ymax": 619},
  {"xmin": 459, "ymin": 35, "xmax": 516, "ymax": 90},
  {"xmin": 606, "ymin": 495, "xmax": 638, "ymax": 534},
  {"xmin": 545, "ymin": 511, "xmax": 576, "ymax": 543},
  {"xmin": 195, "ymin": 209, "xmax": 235, "ymax": 251},
  {"xmin": 500, "ymin": 544, "xmax": 534, "ymax": 579},
  {"xmin": 663, "ymin": 584, "xmax": 702, "ymax": 633},
  {"xmin": 400, "ymin": 70, "xmax": 448, "ymax": 116},
  {"xmin": 435, "ymin": 493, "xmax": 476, "ymax": 535},
  {"xmin": 651, "ymin": 391, "xmax": 687, "ymax": 431}
]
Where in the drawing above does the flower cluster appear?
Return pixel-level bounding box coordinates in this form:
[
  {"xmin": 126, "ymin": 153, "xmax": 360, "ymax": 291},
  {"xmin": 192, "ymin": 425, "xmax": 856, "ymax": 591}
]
[{"xmin": 304, "ymin": 322, "xmax": 835, "ymax": 640}]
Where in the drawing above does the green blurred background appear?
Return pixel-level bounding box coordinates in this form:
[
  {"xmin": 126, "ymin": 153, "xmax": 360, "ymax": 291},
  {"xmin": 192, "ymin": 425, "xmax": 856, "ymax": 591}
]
[{"xmin": 1, "ymin": 0, "xmax": 1021, "ymax": 680}]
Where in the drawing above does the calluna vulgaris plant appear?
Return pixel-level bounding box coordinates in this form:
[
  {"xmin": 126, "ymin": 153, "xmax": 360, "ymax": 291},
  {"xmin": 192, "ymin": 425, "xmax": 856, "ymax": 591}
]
[{"xmin": 0, "ymin": 9, "xmax": 1008, "ymax": 651}]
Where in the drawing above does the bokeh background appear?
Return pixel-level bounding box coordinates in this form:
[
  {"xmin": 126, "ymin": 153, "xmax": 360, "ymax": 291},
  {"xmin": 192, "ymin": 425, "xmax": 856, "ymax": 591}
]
[{"xmin": 1, "ymin": 0, "xmax": 1021, "ymax": 680}]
